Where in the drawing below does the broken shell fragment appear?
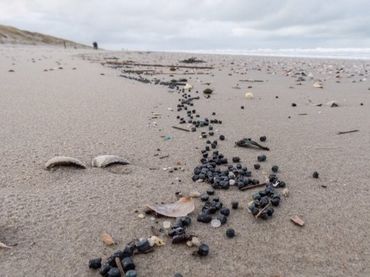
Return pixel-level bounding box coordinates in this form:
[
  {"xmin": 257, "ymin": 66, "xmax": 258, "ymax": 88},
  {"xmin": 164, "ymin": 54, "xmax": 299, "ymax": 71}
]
[
  {"xmin": 313, "ymin": 81, "xmax": 323, "ymax": 88},
  {"xmin": 184, "ymin": 83, "xmax": 193, "ymax": 90},
  {"xmin": 244, "ymin": 92, "xmax": 254, "ymax": 99},
  {"xmin": 163, "ymin": 221, "xmax": 171, "ymax": 229},
  {"xmin": 291, "ymin": 215, "xmax": 305, "ymax": 226},
  {"xmin": 146, "ymin": 197, "xmax": 195, "ymax": 218},
  {"xmin": 148, "ymin": 236, "xmax": 165, "ymax": 247},
  {"xmin": 0, "ymin": 241, "xmax": 12, "ymax": 249},
  {"xmin": 92, "ymin": 155, "xmax": 129, "ymax": 168},
  {"xmin": 45, "ymin": 156, "xmax": 86, "ymax": 170}
]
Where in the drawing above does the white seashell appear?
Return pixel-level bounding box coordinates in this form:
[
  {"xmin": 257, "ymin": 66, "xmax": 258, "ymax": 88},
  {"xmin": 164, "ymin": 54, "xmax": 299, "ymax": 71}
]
[
  {"xmin": 91, "ymin": 155, "xmax": 129, "ymax": 168},
  {"xmin": 184, "ymin": 83, "xmax": 193, "ymax": 90},
  {"xmin": 326, "ymin": 100, "xmax": 338, "ymax": 107},
  {"xmin": 163, "ymin": 221, "xmax": 171, "ymax": 229},
  {"xmin": 313, "ymin": 81, "xmax": 323, "ymax": 88},
  {"xmin": 45, "ymin": 156, "xmax": 86, "ymax": 170},
  {"xmin": 245, "ymin": 92, "xmax": 254, "ymax": 99},
  {"xmin": 211, "ymin": 219, "xmax": 221, "ymax": 228},
  {"xmin": 149, "ymin": 236, "xmax": 165, "ymax": 247}
]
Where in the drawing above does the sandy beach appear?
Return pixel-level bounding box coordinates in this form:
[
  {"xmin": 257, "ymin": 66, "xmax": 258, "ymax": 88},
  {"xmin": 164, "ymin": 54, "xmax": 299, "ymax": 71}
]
[{"xmin": 1, "ymin": 45, "xmax": 370, "ymax": 277}]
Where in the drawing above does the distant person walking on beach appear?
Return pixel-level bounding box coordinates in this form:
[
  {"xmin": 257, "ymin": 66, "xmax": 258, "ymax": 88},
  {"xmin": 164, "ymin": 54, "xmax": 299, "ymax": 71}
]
[{"xmin": 93, "ymin": 42, "xmax": 98, "ymax": 49}]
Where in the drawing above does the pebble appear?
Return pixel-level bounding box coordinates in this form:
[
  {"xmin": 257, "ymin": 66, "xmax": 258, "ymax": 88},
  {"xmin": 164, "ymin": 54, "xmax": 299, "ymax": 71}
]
[
  {"xmin": 259, "ymin": 136, "xmax": 267, "ymax": 142},
  {"xmin": 219, "ymin": 135, "xmax": 225, "ymax": 140},
  {"xmin": 254, "ymin": 164, "xmax": 261, "ymax": 170},
  {"xmin": 272, "ymin": 165, "xmax": 279, "ymax": 173},
  {"xmin": 174, "ymin": 274, "xmax": 183, "ymax": 277},
  {"xmin": 226, "ymin": 228, "xmax": 235, "ymax": 238}
]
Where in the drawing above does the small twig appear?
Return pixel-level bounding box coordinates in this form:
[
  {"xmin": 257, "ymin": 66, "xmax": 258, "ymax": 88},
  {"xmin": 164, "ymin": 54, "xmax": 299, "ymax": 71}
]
[
  {"xmin": 337, "ymin": 129, "xmax": 359, "ymax": 135},
  {"xmin": 115, "ymin": 257, "xmax": 125, "ymax": 276},
  {"xmin": 255, "ymin": 202, "xmax": 271, "ymax": 219},
  {"xmin": 159, "ymin": 155, "xmax": 169, "ymax": 159},
  {"xmin": 172, "ymin": 126, "xmax": 190, "ymax": 132},
  {"xmin": 239, "ymin": 182, "xmax": 267, "ymax": 191}
]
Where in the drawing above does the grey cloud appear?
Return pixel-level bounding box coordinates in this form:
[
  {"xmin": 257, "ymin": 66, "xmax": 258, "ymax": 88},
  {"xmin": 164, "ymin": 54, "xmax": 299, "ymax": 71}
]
[{"xmin": 0, "ymin": 0, "xmax": 369, "ymax": 50}]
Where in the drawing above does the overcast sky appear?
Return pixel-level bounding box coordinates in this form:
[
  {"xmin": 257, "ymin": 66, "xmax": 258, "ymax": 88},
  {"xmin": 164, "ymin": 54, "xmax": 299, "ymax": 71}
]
[{"xmin": 1, "ymin": 0, "xmax": 369, "ymax": 50}]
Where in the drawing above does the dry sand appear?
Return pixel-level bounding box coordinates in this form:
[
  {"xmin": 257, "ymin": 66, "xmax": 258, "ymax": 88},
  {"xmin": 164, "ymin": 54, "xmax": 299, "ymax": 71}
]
[{"xmin": 1, "ymin": 45, "xmax": 370, "ymax": 277}]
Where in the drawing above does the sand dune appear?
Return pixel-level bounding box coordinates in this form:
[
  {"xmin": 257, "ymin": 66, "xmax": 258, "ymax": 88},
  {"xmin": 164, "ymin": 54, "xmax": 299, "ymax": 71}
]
[{"xmin": 0, "ymin": 24, "xmax": 89, "ymax": 48}]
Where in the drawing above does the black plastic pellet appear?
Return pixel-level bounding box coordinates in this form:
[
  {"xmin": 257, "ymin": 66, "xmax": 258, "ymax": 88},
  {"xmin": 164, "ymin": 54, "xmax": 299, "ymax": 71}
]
[
  {"xmin": 254, "ymin": 164, "xmax": 261, "ymax": 170},
  {"xmin": 135, "ymin": 239, "xmax": 151, "ymax": 253},
  {"xmin": 197, "ymin": 213, "xmax": 212, "ymax": 223},
  {"xmin": 99, "ymin": 264, "xmax": 111, "ymax": 276},
  {"xmin": 125, "ymin": 270, "xmax": 137, "ymax": 277},
  {"xmin": 272, "ymin": 165, "xmax": 279, "ymax": 173},
  {"xmin": 220, "ymin": 207, "xmax": 230, "ymax": 216},
  {"xmin": 232, "ymin": 157, "xmax": 240, "ymax": 163},
  {"xmin": 198, "ymin": 243, "xmax": 209, "ymax": 256},
  {"xmin": 260, "ymin": 136, "xmax": 267, "ymax": 142},
  {"xmin": 313, "ymin": 171, "xmax": 319, "ymax": 178},
  {"xmin": 88, "ymin": 258, "xmax": 102, "ymax": 269},
  {"xmin": 200, "ymin": 194, "xmax": 209, "ymax": 201},
  {"xmin": 231, "ymin": 201, "xmax": 239, "ymax": 209},
  {"xmin": 226, "ymin": 228, "xmax": 235, "ymax": 238},
  {"xmin": 257, "ymin": 155, "xmax": 267, "ymax": 162},
  {"xmin": 107, "ymin": 267, "xmax": 121, "ymax": 277},
  {"xmin": 122, "ymin": 257, "xmax": 135, "ymax": 272},
  {"xmin": 219, "ymin": 135, "xmax": 225, "ymax": 140}
]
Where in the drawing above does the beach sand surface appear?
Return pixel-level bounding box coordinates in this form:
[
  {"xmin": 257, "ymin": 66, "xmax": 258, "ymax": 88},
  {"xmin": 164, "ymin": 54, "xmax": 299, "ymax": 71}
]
[{"xmin": 1, "ymin": 46, "xmax": 370, "ymax": 277}]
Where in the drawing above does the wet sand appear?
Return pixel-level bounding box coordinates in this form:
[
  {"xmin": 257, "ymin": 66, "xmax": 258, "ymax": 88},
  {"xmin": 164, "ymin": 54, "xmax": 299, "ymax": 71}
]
[{"xmin": 1, "ymin": 45, "xmax": 370, "ymax": 277}]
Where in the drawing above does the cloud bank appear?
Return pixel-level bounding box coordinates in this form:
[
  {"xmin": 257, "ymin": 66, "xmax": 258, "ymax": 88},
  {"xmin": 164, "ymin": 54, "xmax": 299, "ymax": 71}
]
[{"xmin": 1, "ymin": 0, "xmax": 369, "ymax": 50}]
